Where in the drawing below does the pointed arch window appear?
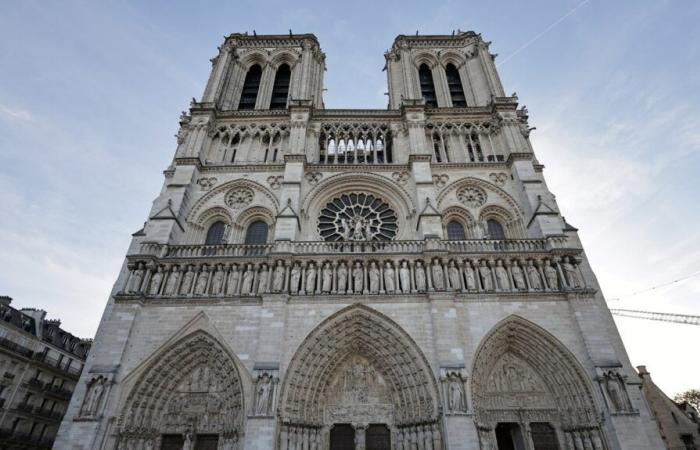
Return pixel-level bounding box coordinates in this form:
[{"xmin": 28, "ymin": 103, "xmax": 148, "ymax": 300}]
[
  {"xmin": 487, "ymin": 219, "xmax": 505, "ymax": 240},
  {"xmin": 418, "ymin": 64, "xmax": 437, "ymax": 107},
  {"xmin": 445, "ymin": 64, "xmax": 467, "ymax": 107},
  {"xmin": 270, "ymin": 64, "xmax": 291, "ymax": 110},
  {"xmin": 238, "ymin": 64, "xmax": 262, "ymax": 110},
  {"xmin": 446, "ymin": 220, "xmax": 466, "ymax": 240},
  {"xmin": 205, "ymin": 221, "xmax": 227, "ymax": 245},
  {"xmin": 244, "ymin": 220, "xmax": 269, "ymax": 245}
]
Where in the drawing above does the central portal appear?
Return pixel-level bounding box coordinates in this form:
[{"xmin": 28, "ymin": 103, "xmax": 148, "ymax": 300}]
[
  {"xmin": 330, "ymin": 424, "xmax": 355, "ymax": 450},
  {"xmin": 329, "ymin": 424, "xmax": 391, "ymax": 450}
]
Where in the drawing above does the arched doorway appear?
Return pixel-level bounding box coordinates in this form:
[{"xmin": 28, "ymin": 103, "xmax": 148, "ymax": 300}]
[
  {"xmin": 278, "ymin": 305, "xmax": 443, "ymax": 449},
  {"xmin": 117, "ymin": 331, "xmax": 245, "ymax": 449},
  {"xmin": 472, "ymin": 316, "xmax": 604, "ymax": 450}
]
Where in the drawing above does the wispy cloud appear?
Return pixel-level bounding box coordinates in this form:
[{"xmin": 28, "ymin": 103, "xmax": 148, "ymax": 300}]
[{"xmin": 0, "ymin": 103, "xmax": 34, "ymax": 122}]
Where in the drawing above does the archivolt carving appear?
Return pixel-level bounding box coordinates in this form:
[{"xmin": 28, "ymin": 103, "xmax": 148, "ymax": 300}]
[
  {"xmin": 187, "ymin": 179, "xmax": 279, "ymax": 225},
  {"xmin": 437, "ymin": 176, "xmax": 523, "ymax": 216},
  {"xmin": 193, "ymin": 206, "xmax": 234, "ymax": 229},
  {"xmin": 279, "ymin": 304, "xmax": 440, "ymax": 426},
  {"xmin": 472, "ymin": 316, "xmax": 599, "ymax": 429},
  {"xmin": 117, "ymin": 331, "xmax": 245, "ymax": 443}
]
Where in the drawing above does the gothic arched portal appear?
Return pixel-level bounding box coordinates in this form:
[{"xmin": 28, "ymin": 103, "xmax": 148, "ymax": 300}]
[
  {"xmin": 117, "ymin": 331, "xmax": 245, "ymax": 450},
  {"xmin": 278, "ymin": 304, "xmax": 443, "ymax": 449},
  {"xmin": 471, "ymin": 316, "xmax": 605, "ymax": 450}
]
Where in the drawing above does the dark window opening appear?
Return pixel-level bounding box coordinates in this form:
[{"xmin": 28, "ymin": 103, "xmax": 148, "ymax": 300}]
[
  {"xmin": 447, "ymin": 220, "xmax": 466, "ymax": 240},
  {"xmin": 366, "ymin": 424, "xmax": 391, "ymax": 450},
  {"xmin": 419, "ymin": 64, "xmax": 438, "ymax": 107},
  {"xmin": 495, "ymin": 423, "xmax": 526, "ymax": 450},
  {"xmin": 244, "ymin": 221, "xmax": 269, "ymax": 245},
  {"xmin": 239, "ymin": 64, "xmax": 262, "ymax": 110},
  {"xmin": 205, "ymin": 221, "xmax": 227, "ymax": 245},
  {"xmin": 270, "ymin": 64, "xmax": 291, "ymax": 109},
  {"xmin": 530, "ymin": 423, "xmax": 560, "ymax": 450},
  {"xmin": 446, "ymin": 63, "xmax": 467, "ymax": 107},
  {"xmin": 330, "ymin": 424, "xmax": 355, "ymax": 450},
  {"xmin": 487, "ymin": 219, "xmax": 505, "ymax": 240}
]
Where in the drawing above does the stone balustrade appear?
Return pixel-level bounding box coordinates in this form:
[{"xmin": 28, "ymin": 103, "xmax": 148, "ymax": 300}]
[{"xmin": 120, "ymin": 239, "xmax": 586, "ymax": 299}]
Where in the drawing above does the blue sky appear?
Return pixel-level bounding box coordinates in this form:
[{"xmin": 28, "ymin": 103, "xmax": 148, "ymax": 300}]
[{"xmin": 0, "ymin": 0, "xmax": 698, "ymax": 396}]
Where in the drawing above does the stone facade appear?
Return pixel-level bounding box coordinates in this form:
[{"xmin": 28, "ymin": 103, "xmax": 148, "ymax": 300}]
[
  {"xmin": 637, "ymin": 366, "xmax": 700, "ymax": 449},
  {"xmin": 0, "ymin": 296, "xmax": 91, "ymax": 448},
  {"xmin": 54, "ymin": 32, "xmax": 666, "ymax": 450}
]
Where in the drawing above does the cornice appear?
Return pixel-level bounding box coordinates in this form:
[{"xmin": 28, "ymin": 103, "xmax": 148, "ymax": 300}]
[
  {"xmin": 307, "ymin": 163, "xmax": 409, "ymax": 172},
  {"xmin": 199, "ymin": 163, "xmax": 285, "ymax": 173}
]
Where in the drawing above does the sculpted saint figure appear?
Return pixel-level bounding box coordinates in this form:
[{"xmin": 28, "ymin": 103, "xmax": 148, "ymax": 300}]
[
  {"xmin": 448, "ymin": 261, "xmax": 461, "ymax": 291},
  {"xmin": 148, "ymin": 266, "xmax": 164, "ymax": 296},
  {"xmin": 384, "ymin": 262, "xmax": 396, "ymax": 293},
  {"xmin": 449, "ymin": 378, "xmax": 465, "ymax": 412},
  {"xmin": 194, "ymin": 266, "xmax": 209, "ymax": 295},
  {"xmin": 479, "ymin": 261, "xmax": 493, "ymax": 291},
  {"xmin": 211, "ymin": 264, "xmax": 225, "ymax": 295},
  {"xmin": 464, "ymin": 262, "xmax": 477, "ymax": 290},
  {"xmin": 126, "ymin": 263, "xmax": 145, "ymax": 293},
  {"xmin": 353, "ymin": 217, "xmax": 365, "ymax": 241},
  {"xmin": 511, "ymin": 263, "xmax": 526, "ymax": 290},
  {"xmin": 272, "ymin": 261, "xmax": 285, "ymax": 293},
  {"xmin": 241, "ymin": 264, "xmax": 254, "ymax": 295},
  {"xmin": 432, "ymin": 260, "xmax": 445, "ymax": 290},
  {"xmin": 306, "ymin": 263, "xmax": 317, "ymax": 293},
  {"xmin": 337, "ymin": 262, "xmax": 348, "ymax": 293},
  {"xmin": 163, "ymin": 266, "xmax": 180, "ymax": 296},
  {"xmin": 180, "ymin": 265, "xmax": 194, "ymax": 295},
  {"xmin": 290, "ymin": 263, "xmax": 301, "ymax": 294},
  {"xmin": 341, "ymin": 218, "xmax": 352, "ymax": 241},
  {"xmin": 227, "ymin": 264, "xmax": 240, "ymax": 295},
  {"xmin": 322, "ymin": 263, "xmax": 333, "ymax": 293},
  {"xmin": 495, "ymin": 260, "xmax": 510, "ymax": 290},
  {"xmin": 364, "ymin": 219, "xmax": 373, "ymax": 241},
  {"xmin": 183, "ymin": 431, "xmax": 194, "ymax": 450},
  {"xmin": 81, "ymin": 378, "xmax": 105, "ymax": 416},
  {"xmin": 526, "ymin": 260, "xmax": 542, "ymax": 290},
  {"xmin": 605, "ymin": 371, "xmax": 630, "ymax": 411},
  {"xmin": 415, "ymin": 261, "xmax": 427, "ymax": 292},
  {"xmin": 561, "ymin": 256, "xmax": 582, "ymax": 288},
  {"xmin": 257, "ymin": 264, "xmax": 269, "ymax": 294},
  {"xmin": 255, "ymin": 374, "xmax": 272, "ymax": 415},
  {"xmin": 399, "ymin": 261, "xmax": 411, "ymax": 293},
  {"xmin": 543, "ymin": 259, "xmax": 559, "ymax": 290},
  {"xmin": 368, "ymin": 262, "xmax": 380, "ymax": 293},
  {"xmin": 353, "ymin": 262, "xmax": 364, "ymax": 293}
]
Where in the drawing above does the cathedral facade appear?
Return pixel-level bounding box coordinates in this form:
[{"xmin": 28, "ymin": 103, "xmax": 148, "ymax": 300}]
[{"xmin": 54, "ymin": 32, "xmax": 665, "ymax": 450}]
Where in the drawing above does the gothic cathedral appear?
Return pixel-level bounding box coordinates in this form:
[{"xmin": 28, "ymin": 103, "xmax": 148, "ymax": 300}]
[{"xmin": 55, "ymin": 32, "xmax": 665, "ymax": 450}]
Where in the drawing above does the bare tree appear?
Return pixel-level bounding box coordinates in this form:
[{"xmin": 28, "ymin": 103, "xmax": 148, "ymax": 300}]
[{"xmin": 674, "ymin": 389, "xmax": 700, "ymax": 413}]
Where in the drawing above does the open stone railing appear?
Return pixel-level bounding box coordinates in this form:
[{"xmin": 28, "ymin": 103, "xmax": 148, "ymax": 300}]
[{"xmin": 120, "ymin": 237, "xmax": 587, "ymax": 299}]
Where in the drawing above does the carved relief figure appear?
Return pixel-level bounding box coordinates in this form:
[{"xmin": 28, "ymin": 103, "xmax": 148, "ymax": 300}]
[
  {"xmin": 183, "ymin": 430, "xmax": 194, "ymax": 450},
  {"xmin": 81, "ymin": 377, "xmax": 106, "ymax": 417},
  {"xmin": 448, "ymin": 376, "xmax": 466, "ymax": 412},
  {"xmin": 562, "ymin": 256, "xmax": 582, "ymax": 288},
  {"xmin": 227, "ymin": 264, "xmax": 240, "ymax": 295},
  {"xmin": 290, "ymin": 263, "xmax": 301, "ymax": 294},
  {"xmin": 432, "ymin": 260, "xmax": 445, "ymax": 290},
  {"xmin": 604, "ymin": 371, "xmax": 631, "ymax": 412},
  {"xmin": 527, "ymin": 260, "xmax": 542, "ymax": 290},
  {"xmin": 495, "ymin": 260, "xmax": 510, "ymax": 290},
  {"xmin": 180, "ymin": 265, "xmax": 195, "ymax": 295},
  {"xmin": 148, "ymin": 266, "xmax": 163, "ymax": 296},
  {"xmin": 322, "ymin": 263, "xmax": 333, "ymax": 293},
  {"xmin": 306, "ymin": 263, "xmax": 317, "ymax": 293},
  {"xmin": 257, "ymin": 264, "xmax": 269, "ymax": 294},
  {"xmin": 544, "ymin": 259, "xmax": 559, "ymax": 290},
  {"xmin": 448, "ymin": 261, "xmax": 461, "ymax": 290},
  {"xmin": 464, "ymin": 262, "xmax": 477, "ymax": 290},
  {"xmin": 163, "ymin": 265, "xmax": 180, "ymax": 296},
  {"xmin": 399, "ymin": 261, "xmax": 411, "ymax": 293},
  {"xmin": 272, "ymin": 261, "xmax": 285, "ymax": 293},
  {"xmin": 353, "ymin": 262, "xmax": 364, "ymax": 293},
  {"xmin": 194, "ymin": 266, "xmax": 209, "ymax": 295},
  {"xmin": 415, "ymin": 261, "xmax": 426, "ymax": 292},
  {"xmin": 511, "ymin": 263, "xmax": 526, "ymax": 290},
  {"xmin": 126, "ymin": 262, "xmax": 145, "ymax": 293},
  {"xmin": 479, "ymin": 261, "xmax": 493, "ymax": 290},
  {"xmin": 255, "ymin": 373, "xmax": 273, "ymax": 415},
  {"xmin": 368, "ymin": 262, "xmax": 380, "ymax": 293},
  {"xmin": 241, "ymin": 264, "xmax": 254, "ymax": 295},
  {"xmin": 211, "ymin": 264, "xmax": 225, "ymax": 295},
  {"xmin": 337, "ymin": 262, "xmax": 348, "ymax": 293},
  {"xmin": 384, "ymin": 262, "xmax": 395, "ymax": 293}
]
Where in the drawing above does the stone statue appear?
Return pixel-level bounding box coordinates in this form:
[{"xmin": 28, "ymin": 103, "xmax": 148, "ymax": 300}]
[
  {"xmin": 544, "ymin": 260, "xmax": 558, "ymax": 290},
  {"xmin": 527, "ymin": 260, "xmax": 542, "ymax": 290},
  {"xmin": 464, "ymin": 262, "xmax": 476, "ymax": 290},
  {"xmin": 368, "ymin": 262, "xmax": 380, "ymax": 293},
  {"xmin": 227, "ymin": 264, "xmax": 240, "ymax": 295},
  {"xmin": 605, "ymin": 371, "xmax": 630, "ymax": 411},
  {"xmin": 562, "ymin": 256, "xmax": 582, "ymax": 288},
  {"xmin": 415, "ymin": 261, "xmax": 426, "ymax": 292},
  {"xmin": 340, "ymin": 217, "xmax": 352, "ymax": 240},
  {"xmin": 306, "ymin": 263, "xmax": 317, "ymax": 293},
  {"xmin": 322, "ymin": 263, "xmax": 333, "ymax": 293},
  {"xmin": 353, "ymin": 262, "xmax": 364, "ymax": 293},
  {"xmin": 399, "ymin": 261, "xmax": 411, "ymax": 293},
  {"xmin": 432, "ymin": 260, "xmax": 445, "ymax": 290},
  {"xmin": 353, "ymin": 217, "xmax": 366, "ymax": 241},
  {"xmin": 511, "ymin": 263, "xmax": 526, "ymax": 290},
  {"xmin": 180, "ymin": 265, "xmax": 195, "ymax": 295},
  {"xmin": 290, "ymin": 263, "xmax": 301, "ymax": 294},
  {"xmin": 337, "ymin": 262, "xmax": 348, "ymax": 293},
  {"xmin": 241, "ymin": 264, "xmax": 254, "ymax": 295},
  {"xmin": 183, "ymin": 430, "xmax": 194, "ymax": 450},
  {"xmin": 255, "ymin": 374, "xmax": 272, "ymax": 415},
  {"xmin": 194, "ymin": 266, "xmax": 209, "ymax": 295},
  {"xmin": 364, "ymin": 219, "xmax": 373, "ymax": 241},
  {"xmin": 448, "ymin": 377, "xmax": 465, "ymax": 412},
  {"xmin": 257, "ymin": 264, "xmax": 269, "ymax": 294},
  {"xmin": 211, "ymin": 264, "xmax": 225, "ymax": 295},
  {"xmin": 163, "ymin": 265, "xmax": 180, "ymax": 296},
  {"xmin": 126, "ymin": 263, "xmax": 145, "ymax": 293},
  {"xmin": 148, "ymin": 266, "xmax": 163, "ymax": 296},
  {"xmin": 448, "ymin": 261, "xmax": 461, "ymax": 290},
  {"xmin": 81, "ymin": 377, "xmax": 105, "ymax": 417},
  {"xmin": 272, "ymin": 261, "xmax": 285, "ymax": 293},
  {"xmin": 495, "ymin": 260, "xmax": 510, "ymax": 290},
  {"xmin": 384, "ymin": 262, "xmax": 395, "ymax": 293},
  {"xmin": 479, "ymin": 261, "xmax": 493, "ymax": 290}
]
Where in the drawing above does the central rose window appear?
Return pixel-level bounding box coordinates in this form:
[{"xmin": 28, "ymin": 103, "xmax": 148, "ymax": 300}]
[{"xmin": 318, "ymin": 193, "xmax": 398, "ymax": 241}]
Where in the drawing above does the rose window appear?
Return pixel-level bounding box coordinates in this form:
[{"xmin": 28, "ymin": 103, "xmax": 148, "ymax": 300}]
[
  {"xmin": 457, "ymin": 186, "xmax": 487, "ymax": 208},
  {"xmin": 225, "ymin": 187, "xmax": 254, "ymax": 209},
  {"xmin": 318, "ymin": 193, "xmax": 398, "ymax": 241}
]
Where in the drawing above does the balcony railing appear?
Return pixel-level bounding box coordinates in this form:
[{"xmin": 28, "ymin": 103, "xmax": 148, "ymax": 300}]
[{"xmin": 44, "ymin": 383, "xmax": 73, "ymax": 399}]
